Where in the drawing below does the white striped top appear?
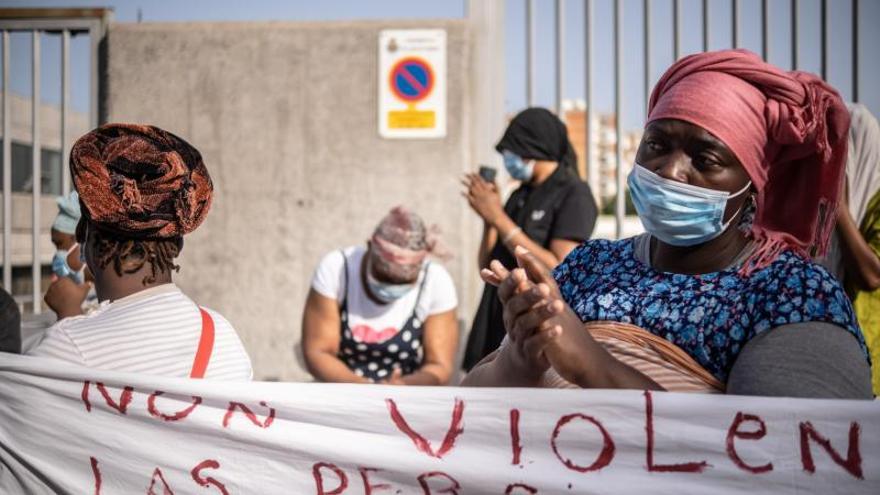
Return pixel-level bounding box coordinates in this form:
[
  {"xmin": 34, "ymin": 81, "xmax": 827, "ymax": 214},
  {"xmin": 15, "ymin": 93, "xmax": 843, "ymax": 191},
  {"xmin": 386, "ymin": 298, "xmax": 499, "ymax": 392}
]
[{"xmin": 28, "ymin": 284, "xmax": 253, "ymax": 381}]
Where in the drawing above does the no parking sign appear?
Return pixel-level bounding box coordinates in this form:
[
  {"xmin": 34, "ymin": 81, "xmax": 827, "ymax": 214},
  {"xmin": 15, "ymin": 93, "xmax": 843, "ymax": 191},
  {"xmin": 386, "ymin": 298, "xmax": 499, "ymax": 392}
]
[{"xmin": 379, "ymin": 29, "xmax": 446, "ymax": 139}]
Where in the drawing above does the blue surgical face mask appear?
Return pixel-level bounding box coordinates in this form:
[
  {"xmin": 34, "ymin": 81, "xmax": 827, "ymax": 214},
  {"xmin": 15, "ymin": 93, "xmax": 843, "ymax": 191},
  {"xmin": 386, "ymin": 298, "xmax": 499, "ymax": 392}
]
[
  {"xmin": 52, "ymin": 250, "xmax": 73, "ymax": 278},
  {"xmin": 366, "ymin": 260, "xmax": 415, "ymax": 304},
  {"xmin": 628, "ymin": 163, "xmax": 751, "ymax": 247},
  {"xmin": 52, "ymin": 244, "xmax": 84, "ymax": 284},
  {"xmin": 502, "ymin": 150, "xmax": 535, "ymax": 182}
]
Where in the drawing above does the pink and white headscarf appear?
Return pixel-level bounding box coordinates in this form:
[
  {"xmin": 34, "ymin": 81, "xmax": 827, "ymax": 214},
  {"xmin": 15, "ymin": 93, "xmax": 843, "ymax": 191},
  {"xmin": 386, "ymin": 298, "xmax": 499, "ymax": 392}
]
[
  {"xmin": 370, "ymin": 206, "xmax": 450, "ymax": 281},
  {"xmin": 648, "ymin": 49, "xmax": 850, "ymax": 274}
]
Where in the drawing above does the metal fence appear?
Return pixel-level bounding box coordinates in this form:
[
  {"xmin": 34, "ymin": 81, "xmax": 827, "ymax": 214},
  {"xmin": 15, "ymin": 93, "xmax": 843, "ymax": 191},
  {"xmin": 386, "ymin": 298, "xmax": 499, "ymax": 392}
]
[
  {"xmin": 0, "ymin": 8, "xmax": 110, "ymax": 314},
  {"xmin": 0, "ymin": 3, "xmax": 868, "ymax": 312},
  {"xmin": 520, "ymin": 0, "xmax": 864, "ymax": 238}
]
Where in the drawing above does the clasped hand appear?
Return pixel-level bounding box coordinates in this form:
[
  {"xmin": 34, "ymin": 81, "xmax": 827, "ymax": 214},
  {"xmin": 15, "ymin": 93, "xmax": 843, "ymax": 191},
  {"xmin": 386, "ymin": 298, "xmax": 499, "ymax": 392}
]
[
  {"xmin": 461, "ymin": 173, "xmax": 503, "ymax": 224},
  {"xmin": 481, "ymin": 246, "xmax": 599, "ymax": 387}
]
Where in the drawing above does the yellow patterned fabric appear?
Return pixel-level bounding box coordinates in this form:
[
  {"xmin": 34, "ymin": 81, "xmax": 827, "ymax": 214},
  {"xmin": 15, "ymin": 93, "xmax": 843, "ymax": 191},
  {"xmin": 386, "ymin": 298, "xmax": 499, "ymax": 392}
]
[{"xmin": 850, "ymin": 189, "xmax": 880, "ymax": 395}]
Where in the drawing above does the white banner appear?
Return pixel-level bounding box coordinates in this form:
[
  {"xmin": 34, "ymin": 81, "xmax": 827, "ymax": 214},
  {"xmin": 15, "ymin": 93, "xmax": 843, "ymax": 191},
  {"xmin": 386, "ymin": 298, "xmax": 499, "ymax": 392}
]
[{"xmin": 0, "ymin": 354, "xmax": 878, "ymax": 494}]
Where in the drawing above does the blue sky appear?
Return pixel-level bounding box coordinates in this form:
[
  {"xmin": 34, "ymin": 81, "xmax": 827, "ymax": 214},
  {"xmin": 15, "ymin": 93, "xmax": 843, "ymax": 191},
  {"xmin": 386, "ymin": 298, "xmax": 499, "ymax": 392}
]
[{"xmin": 2, "ymin": 0, "xmax": 878, "ymax": 131}]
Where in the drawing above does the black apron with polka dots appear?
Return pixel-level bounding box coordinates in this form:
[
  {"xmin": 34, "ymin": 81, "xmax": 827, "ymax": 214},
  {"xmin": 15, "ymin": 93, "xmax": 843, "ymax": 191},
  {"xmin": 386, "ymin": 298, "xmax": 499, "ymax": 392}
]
[{"xmin": 337, "ymin": 252, "xmax": 430, "ymax": 382}]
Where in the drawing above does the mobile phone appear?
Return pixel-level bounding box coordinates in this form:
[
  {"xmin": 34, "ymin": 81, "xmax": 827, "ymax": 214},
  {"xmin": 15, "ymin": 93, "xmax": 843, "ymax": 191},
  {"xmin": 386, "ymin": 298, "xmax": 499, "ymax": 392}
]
[{"xmin": 478, "ymin": 165, "xmax": 497, "ymax": 183}]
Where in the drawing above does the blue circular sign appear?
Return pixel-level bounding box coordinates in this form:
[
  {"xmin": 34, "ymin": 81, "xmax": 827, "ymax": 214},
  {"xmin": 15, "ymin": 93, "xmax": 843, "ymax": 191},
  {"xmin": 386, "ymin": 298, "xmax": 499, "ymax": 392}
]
[{"xmin": 390, "ymin": 58, "xmax": 434, "ymax": 102}]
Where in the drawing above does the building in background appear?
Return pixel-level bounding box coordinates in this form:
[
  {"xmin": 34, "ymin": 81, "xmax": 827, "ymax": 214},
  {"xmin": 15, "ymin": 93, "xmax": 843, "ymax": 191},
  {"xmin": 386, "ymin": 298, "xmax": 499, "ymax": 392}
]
[
  {"xmin": 0, "ymin": 92, "xmax": 89, "ymax": 310},
  {"xmin": 561, "ymin": 98, "xmax": 640, "ymax": 210}
]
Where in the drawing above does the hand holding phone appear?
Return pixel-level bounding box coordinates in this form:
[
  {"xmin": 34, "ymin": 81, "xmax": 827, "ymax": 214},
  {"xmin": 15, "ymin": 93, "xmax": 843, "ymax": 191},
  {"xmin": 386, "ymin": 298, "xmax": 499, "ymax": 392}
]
[{"xmin": 478, "ymin": 165, "xmax": 497, "ymax": 183}]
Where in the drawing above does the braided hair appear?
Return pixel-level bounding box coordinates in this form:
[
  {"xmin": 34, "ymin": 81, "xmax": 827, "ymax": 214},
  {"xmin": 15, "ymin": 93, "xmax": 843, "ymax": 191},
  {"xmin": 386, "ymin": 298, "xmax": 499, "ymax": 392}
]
[{"xmin": 77, "ymin": 219, "xmax": 182, "ymax": 285}]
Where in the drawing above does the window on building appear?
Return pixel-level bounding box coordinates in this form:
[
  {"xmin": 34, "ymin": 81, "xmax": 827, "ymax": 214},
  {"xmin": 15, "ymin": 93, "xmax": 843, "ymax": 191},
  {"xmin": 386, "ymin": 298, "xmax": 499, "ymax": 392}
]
[{"xmin": 1, "ymin": 142, "xmax": 64, "ymax": 196}]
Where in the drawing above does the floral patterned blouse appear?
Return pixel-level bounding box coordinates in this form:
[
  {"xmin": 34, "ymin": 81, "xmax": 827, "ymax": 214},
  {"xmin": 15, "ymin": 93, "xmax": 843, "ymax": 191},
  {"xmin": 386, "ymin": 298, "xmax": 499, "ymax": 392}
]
[{"xmin": 553, "ymin": 237, "xmax": 869, "ymax": 382}]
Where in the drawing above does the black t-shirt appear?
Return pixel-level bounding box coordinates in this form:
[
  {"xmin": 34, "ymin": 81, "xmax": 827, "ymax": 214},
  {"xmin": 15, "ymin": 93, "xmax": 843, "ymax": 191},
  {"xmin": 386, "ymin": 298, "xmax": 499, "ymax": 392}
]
[
  {"xmin": 463, "ymin": 166, "xmax": 597, "ymax": 369},
  {"xmin": 490, "ymin": 166, "xmax": 597, "ymax": 269}
]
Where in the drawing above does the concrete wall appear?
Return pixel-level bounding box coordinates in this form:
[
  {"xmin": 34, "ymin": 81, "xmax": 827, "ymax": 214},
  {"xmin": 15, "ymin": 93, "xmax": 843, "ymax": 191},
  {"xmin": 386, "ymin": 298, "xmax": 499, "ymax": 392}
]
[{"xmin": 104, "ymin": 20, "xmax": 479, "ymax": 381}]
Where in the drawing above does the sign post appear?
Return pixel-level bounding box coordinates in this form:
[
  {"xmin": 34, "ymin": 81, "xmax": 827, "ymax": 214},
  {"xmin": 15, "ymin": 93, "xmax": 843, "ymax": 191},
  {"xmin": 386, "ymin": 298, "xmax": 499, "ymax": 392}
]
[{"xmin": 379, "ymin": 29, "xmax": 447, "ymax": 139}]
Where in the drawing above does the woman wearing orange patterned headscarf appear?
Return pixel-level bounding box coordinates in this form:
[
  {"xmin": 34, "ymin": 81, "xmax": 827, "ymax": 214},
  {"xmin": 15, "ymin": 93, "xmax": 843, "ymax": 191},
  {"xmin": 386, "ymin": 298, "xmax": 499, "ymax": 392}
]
[{"xmin": 30, "ymin": 124, "xmax": 252, "ymax": 381}]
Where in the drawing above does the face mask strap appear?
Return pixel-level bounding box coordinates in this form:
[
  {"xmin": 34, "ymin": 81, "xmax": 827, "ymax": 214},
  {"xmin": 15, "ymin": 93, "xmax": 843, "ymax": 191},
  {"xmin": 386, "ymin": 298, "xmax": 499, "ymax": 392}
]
[
  {"xmin": 729, "ymin": 180, "xmax": 752, "ymax": 199},
  {"xmin": 721, "ymin": 188, "xmax": 754, "ymax": 230}
]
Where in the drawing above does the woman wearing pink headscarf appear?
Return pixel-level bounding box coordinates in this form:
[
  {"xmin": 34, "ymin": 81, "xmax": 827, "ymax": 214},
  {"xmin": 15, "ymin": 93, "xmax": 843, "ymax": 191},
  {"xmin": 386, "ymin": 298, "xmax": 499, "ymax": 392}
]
[
  {"xmin": 302, "ymin": 207, "xmax": 459, "ymax": 384},
  {"xmin": 463, "ymin": 50, "xmax": 872, "ymax": 398}
]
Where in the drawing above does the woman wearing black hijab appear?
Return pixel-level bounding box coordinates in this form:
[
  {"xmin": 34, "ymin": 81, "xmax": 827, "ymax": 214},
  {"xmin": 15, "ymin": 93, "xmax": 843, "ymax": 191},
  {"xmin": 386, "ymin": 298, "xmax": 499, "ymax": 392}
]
[{"xmin": 462, "ymin": 107, "xmax": 597, "ymax": 370}]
